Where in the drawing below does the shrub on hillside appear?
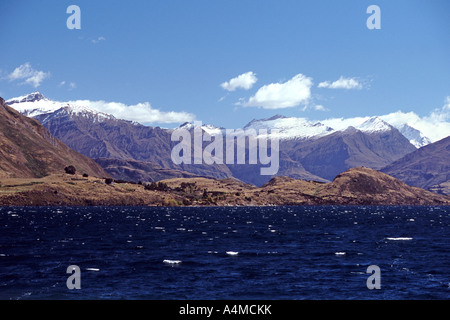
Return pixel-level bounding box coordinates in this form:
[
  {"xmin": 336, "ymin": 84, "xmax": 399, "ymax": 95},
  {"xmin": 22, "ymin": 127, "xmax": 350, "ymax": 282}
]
[{"xmin": 64, "ymin": 166, "xmax": 76, "ymax": 175}]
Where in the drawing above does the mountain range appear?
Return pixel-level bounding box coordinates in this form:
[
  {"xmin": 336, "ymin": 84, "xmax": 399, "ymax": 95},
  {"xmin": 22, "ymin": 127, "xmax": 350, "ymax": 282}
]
[
  {"xmin": 5, "ymin": 92, "xmax": 450, "ymax": 194},
  {"xmin": 0, "ymin": 96, "xmax": 107, "ymax": 179}
]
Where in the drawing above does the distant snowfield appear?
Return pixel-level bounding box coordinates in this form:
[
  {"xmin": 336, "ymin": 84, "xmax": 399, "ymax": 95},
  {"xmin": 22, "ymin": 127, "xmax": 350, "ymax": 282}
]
[{"xmin": 7, "ymin": 92, "xmax": 450, "ymax": 148}]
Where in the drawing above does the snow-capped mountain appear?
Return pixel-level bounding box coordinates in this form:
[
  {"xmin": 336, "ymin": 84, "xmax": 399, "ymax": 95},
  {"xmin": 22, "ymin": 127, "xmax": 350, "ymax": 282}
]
[
  {"xmin": 324, "ymin": 116, "xmax": 436, "ymax": 148},
  {"xmin": 178, "ymin": 121, "xmax": 225, "ymax": 136},
  {"xmin": 5, "ymin": 91, "xmax": 445, "ymax": 186},
  {"xmin": 243, "ymin": 115, "xmax": 401, "ymax": 141},
  {"xmin": 243, "ymin": 114, "xmax": 436, "ymax": 148},
  {"xmin": 0, "ymin": 95, "xmax": 108, "ymax": 179},
  {"xmin": 6, "ymin": 91, "xmax": 47, "ymax": 105},
  {"xmin": 243, "ymin": 114, "xmax": 334, "ymax": 140},
  {"xmin": 395, "ymin": 124, "xmax": 431, "ymax": 148},
  {"xmin": 7, "ymin": 91, "xmax": 58, "ymax": 117},
  {"xmin": 354, "ymin": 117, "xmax": 394, "ymax": 133},
  {"xmin": 6, "ymin": 92, "xmax": 116, "ymax": 124},
  {"xmin": 7, "ymin": 92, "xmax": 439, "ymax": 148}
]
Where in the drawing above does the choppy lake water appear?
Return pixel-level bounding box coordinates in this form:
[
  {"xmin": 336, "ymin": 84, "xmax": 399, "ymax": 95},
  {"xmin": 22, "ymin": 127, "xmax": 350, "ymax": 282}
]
[{"xmin": 0, "ymin": 206, "xmax": 449, "ymax": 300}]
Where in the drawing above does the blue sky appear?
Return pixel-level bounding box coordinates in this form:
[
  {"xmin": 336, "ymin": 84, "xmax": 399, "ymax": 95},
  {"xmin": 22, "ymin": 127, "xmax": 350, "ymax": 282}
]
[{"xmin": 1, "ymin": 0, "xmax": 449, "ymax": 128}]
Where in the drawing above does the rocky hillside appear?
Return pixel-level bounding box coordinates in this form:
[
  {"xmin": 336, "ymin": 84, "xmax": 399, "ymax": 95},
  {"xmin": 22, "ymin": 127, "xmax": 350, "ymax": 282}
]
[{"xmin": 0, "ymin": 97, "xmax": 108, "ymax": 179}]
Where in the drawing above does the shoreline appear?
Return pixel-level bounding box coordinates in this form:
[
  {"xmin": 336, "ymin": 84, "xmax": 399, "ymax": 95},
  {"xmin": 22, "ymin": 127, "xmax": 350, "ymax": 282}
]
[{"xmin": 1, "ymin": 203, "xmax": 449, "ymax": 208}]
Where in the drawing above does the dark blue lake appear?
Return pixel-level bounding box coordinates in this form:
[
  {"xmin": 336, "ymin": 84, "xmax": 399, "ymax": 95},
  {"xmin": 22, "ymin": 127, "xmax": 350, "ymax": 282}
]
[{"xmin": 0, "ymin": 206, "xmax": 449, "ymax": 300}]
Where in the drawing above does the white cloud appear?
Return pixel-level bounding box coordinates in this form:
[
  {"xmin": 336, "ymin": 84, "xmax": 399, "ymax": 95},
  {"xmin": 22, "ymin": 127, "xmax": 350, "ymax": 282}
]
[
  {"xmin": 221, "ymin": 71, "xmax": 257, "ymax": 91},
  {"xmin": 240, "ymin": 74, "xmax": 313, "ymax": 109},
  {"xmin": 379, "ymin": 110, "xmax": 450, "ymax": 143},
  {"xmin": 301, "ymin": 104, "xmax": 329, "ymax": 112},
  {"xmin": 321, "ymin": 116, "xmax": 369, "ymax": 131},
  {"xmin": 68, "ymin": 99, "xmax": 195, "ymax": 124},
  {"xmin": 8, "ymin": 63, "xmax": 50, "ymax": 88},
  {"xmin": 318, "ymin": 76, "xmax": 363, "ymax": 90},
  {"xmin": 313, "ymin": 104, "xmax": 328, "ymax": 111},
  {"xmin": 58, "ymin": 81, "xmax": 76, "ymax": 90},
  {"xmin": 218, "ymin": 94, "xmax": 228, "ymax": 102},
  {"xmin": 92, "ymin": 36, "xmax": 106, "ymax": 44}
]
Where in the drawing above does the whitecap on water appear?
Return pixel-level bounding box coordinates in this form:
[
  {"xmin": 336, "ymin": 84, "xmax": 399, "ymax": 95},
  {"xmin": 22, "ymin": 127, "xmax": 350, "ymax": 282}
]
[
  {"xmin": 226, "ymin": 251, "xmax": 239, "ymax": 256},
  {"xmin": 335, "ymin": 252, "xmax": 346, "ymax": 256},
  {"xmin": 86, "ymin": 268, "xmax": 100, "ymax": 272},
  {"xmin": 163, "ymin": 259, "xmax": 182, "ymax": 265},
  {"xmin": 386, "ymin": 237, "xmax": 413, "ymax": 241}
]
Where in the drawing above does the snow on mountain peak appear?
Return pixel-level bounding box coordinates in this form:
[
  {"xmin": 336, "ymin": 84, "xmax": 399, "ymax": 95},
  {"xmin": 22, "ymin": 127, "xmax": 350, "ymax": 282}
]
[
  {"xmin": 244, "ymin": 115, "xmax": 334, "ymax": 140},
  {"xmin": 356, "ymin": 117, "xmax": 393, "ymax": 133},
  {"xmin": 6, "ymin": 92, "xmax": 115, "ymax": 123},
  {"xmin": 6, "ymin": 91, "xmax": 47, "ymax": 105},
  {"xmin": 177, "ymin": 121, "xmax": 224, "ymax": 135},
  {"xmin": 397, "ymin": 124, "xmax": 432, "ymax": 148},
  {"xmin": 62, "ymin": 104, "xmax": 116, "ymax": 122},
  {"xmin": 6, "ymin": 92, "xmax": 440, "ymax": 147}
]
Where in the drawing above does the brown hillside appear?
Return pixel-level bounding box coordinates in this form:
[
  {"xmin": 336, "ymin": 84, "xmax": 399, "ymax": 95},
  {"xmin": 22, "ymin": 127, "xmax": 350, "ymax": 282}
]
[
  {"xmin": 317, "ymin": 167, "xmax": 449, "ymax": 205},
  {"xmin": 0, "ymin": 167, "xmax": 448, "ymax": 206},
  {"xmin": 0, "ymin": 97, "xmax": 108, "ymax": 179}
]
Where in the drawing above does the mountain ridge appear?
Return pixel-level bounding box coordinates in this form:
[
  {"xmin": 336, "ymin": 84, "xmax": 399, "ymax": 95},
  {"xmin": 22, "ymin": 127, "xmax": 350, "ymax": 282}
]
[
  {"xmin": 8, "ymin": 92, "xmax": 440, "ymax": 146},
  {"xmin": 6, "ymin": 92, "xmax": 445, "ymax": 187},
  {"xmin": 0, "ymin": 96, "xmax": 108, "ymax": 179},
  {"xmin": 382, "ymin": 135, "xmax": 450, "ymax": 194}
]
